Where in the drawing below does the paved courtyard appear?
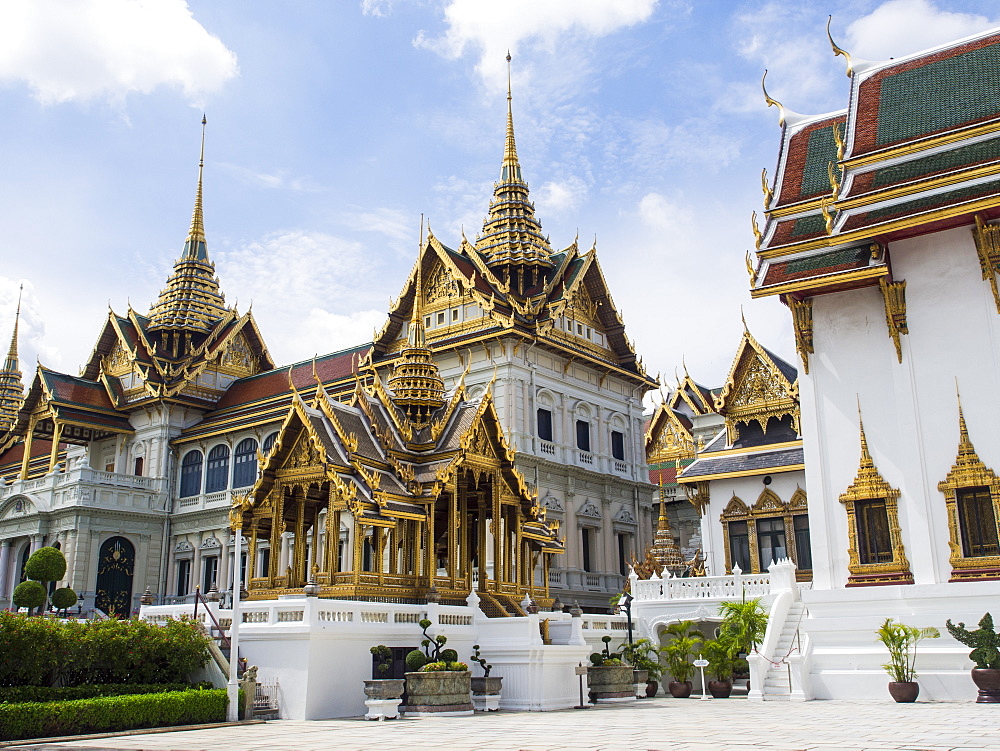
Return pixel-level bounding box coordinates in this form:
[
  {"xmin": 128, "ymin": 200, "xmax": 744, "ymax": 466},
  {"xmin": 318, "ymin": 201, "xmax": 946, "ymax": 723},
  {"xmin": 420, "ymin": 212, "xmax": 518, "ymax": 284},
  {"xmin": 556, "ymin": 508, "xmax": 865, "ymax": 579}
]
[{"xmin": 12, "ymin": 697, "xmax": 999, "ymax": 751}]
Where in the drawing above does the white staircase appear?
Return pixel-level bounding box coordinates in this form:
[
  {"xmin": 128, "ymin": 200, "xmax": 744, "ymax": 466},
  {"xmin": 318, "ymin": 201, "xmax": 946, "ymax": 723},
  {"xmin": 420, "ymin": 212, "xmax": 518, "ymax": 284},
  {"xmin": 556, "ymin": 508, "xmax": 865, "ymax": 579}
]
[{"xmin": 760, "ymin": 601, "xmax": 805, "ymax": 700}]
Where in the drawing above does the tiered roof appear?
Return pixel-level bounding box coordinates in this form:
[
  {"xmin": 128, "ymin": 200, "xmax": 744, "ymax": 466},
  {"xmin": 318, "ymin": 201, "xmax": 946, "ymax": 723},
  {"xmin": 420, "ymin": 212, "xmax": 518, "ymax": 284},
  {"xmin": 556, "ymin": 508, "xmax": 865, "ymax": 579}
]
[{"xmin": 752, "ymin": 27, "xmax": 1000, "ymax": 300}]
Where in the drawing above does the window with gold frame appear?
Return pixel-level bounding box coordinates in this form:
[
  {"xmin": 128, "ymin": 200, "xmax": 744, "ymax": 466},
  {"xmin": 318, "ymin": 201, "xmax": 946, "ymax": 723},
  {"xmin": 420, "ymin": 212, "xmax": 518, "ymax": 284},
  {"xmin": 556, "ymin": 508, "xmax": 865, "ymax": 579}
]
[
  {"xmin": 839, "ymin": 415, "xmax": 912, "ymax": 587},
  {"xmin": 937, "ymin": 404, "xmax": 1000, "ymax": 581},
  {"xmin": 720, "ymin": 486, "xmax": 812, "ymax": 580}
]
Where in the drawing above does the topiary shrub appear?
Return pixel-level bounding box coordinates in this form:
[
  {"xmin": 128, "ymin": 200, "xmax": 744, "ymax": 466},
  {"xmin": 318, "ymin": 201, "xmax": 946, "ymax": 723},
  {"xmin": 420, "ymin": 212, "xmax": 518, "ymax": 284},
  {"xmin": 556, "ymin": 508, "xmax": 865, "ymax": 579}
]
[
  {"xmin": 51, "ymin": 587, "xmax": 78, "ymax": 612},
  {"xmin": 405, "ymin": 648, "xmax": 428, "ymax": 672},
  {"xmin": 440, "ymin": 648, "xmax": 458, "ymax": 663},
  {"xmin": 12, "ymin": 581, "xmax": 45, "ymax": 610},
  {"xmin": 24, "ymin": 547, "xmax": 67, "ymax": 584}
]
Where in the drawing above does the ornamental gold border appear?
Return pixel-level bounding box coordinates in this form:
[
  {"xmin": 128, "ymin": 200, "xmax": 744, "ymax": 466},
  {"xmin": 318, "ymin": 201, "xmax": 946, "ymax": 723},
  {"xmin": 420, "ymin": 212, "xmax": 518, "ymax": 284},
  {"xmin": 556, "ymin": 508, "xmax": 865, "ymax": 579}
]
[
  {"xmin": 838, "ymin": 415, "xmax": 912, "ymax": 586},
  {"xmin": 719, "ymin": 487, "xmax": 811, "ymax": 578},
  {"xmin": 937, "ymin": 403, "xmax": 1000, "ymax": 581}
]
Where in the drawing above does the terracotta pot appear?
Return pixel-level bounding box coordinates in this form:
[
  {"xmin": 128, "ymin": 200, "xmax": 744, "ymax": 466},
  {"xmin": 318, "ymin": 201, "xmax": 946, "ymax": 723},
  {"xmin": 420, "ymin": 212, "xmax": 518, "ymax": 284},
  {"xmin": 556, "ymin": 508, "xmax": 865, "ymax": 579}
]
[
  {"xmin": 971, "ymin": 668, "xmax": 1000, "ymax": 703},
  {"xmin": 888, "ymin": 681, "xmax": 919, "ymax": 703},
  {"xmin": 668, "ymin": 680, "xmax": 693, "ymax": 698},
  {"xmin": 708, "ymin": 679, "xmax": 733, "ymax": 699},
  {"xmin": 587, "ymin": 665, "xmax": 635, "ymax": 702},
  {"xmin": 645, "ymin": 680, "xmax": 659, "ymax": 698}
]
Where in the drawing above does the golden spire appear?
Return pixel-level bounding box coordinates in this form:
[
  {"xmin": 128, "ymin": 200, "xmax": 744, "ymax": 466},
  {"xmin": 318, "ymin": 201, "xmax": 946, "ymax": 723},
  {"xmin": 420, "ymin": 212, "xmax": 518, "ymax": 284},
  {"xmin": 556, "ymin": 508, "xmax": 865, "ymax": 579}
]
[
  {"xmin": 184, "ymin": 115, "xmax": 209, "ymax": 261},
  {"xmin": 647, "ymin": 476, "xmax": 685, "ymax": 575},
  {"xmin": 0, "ymin": 284, "xmax": 25, "ymax": 431},
  {"xmin": 148, "ymin": 115, "xmax": 228, "ymax": 335},
  {"xmin": 408, "ymin": 216, "xmax": 426, "ymax": 349},
  {"xmin": 502, "ymin": 51, "xmax": 521, "ymax": 184},
  {"xmin": 475, "ymin": 52, "xmax": 553, "ymax": 280}
]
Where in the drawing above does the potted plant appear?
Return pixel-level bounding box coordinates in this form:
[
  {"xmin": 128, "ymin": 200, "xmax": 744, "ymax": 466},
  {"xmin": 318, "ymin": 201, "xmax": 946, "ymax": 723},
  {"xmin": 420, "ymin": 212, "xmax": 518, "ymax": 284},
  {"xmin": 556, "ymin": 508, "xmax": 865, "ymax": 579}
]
[
  {"xmin": 946, "ymin": 612, "xmax": 1000, "ymax": 703},
  {"xmin": 469, "ymin": 644, "xmax": 502, "ymax": 711},
  {"xmin": 718, "ymin": 596, "xmax": 768, "ymax": 692},
  {"xmin": 660, "ymin": 621, "xmax": 702, "ymax": 698},
  {"xmin": 620, "ymin": 637, "xmax": 663, "ymax": 697},
  {"xmin": 874, "ymin": 618, "xmax": 939, "ymax": 703},
  {"xmin": 403, "ymin": 619, "xmax": 473, "ymax": 715},
  {"xmin": 702, "ymin": 634, "xmax": 739, "ymax": 698},
  {"xmin": 364, "ymin": 644, "xmax": 405, "ymax": 720},
  {"xmin": 587, "ymin": 635, "xmax": 635, "ymax": 703}
]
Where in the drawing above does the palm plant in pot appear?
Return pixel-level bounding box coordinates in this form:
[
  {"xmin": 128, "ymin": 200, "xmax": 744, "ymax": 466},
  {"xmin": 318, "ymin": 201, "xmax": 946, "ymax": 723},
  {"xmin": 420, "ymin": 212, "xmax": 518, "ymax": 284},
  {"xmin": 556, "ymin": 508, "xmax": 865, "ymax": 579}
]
[
  {"xmin": 718, "ymin": 596, "xmax": 767, "ymax": 692},
  {"xmin": 701, "ymin": 634, "xmax": 739, "ymax": 698},
  {"xmin": 945, "ymin": 612, "xmax": 1000, "ymax": 703},
  {"xmin": 620, "ymin": 637, "xmax": 663, "ymax": 697},
  {"xmin": 875, "ymin": 618, "xmax": 940, "ymax": 703},
  {"xmin": 660, "ymin": 621, "xmax": 702, "ymax": 698}
]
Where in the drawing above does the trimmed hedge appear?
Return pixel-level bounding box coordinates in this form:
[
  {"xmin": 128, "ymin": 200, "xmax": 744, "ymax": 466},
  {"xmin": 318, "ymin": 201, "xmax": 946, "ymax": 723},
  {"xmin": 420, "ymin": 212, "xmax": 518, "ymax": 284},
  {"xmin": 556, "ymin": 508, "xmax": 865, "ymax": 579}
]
[
  {"xmin": 0, "ymin": 689, "xmax": 228, "ymax": 741},
  {"xmin": 0, "ymin": 612, "xmax": 210, "ymax": 687},
  {"xmin": 0, "ymin": 682, "xmax": 213, "ymax": 704}
]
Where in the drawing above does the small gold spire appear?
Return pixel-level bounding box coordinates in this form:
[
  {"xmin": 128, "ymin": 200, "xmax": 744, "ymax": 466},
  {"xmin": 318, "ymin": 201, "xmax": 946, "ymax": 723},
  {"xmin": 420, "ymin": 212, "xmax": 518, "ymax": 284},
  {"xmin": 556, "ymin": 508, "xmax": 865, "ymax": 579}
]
[
  {"xmin": 7, "ymin": 284, "xmax": 22, "ymax": 360},
  {"xmin": 409, "ymin": 216, "xmax": 426, "ymax": 349},
  {"xmin": 503, "ymin": 51, "xmax": 521, "ymax": 183}
]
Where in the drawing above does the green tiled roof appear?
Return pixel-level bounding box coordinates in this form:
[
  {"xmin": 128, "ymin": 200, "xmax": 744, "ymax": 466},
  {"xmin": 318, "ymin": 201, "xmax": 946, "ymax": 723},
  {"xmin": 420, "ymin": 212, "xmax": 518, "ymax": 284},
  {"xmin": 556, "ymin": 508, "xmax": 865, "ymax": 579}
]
[
  {"xmin": 791, "ymin": 214, "xmax": 827, "ymax": 237},
  {"xmin": 867, "ymin": 178, "xmax": 1000, "ymax": 221},
  {"xmin": 872, "ymin": 136, "xmax": 1000, "ymax": 188},
  {"xmin": 801, "ymin": 126, "xmax": 838, "ymax": 196},
  {"xmin": 784, "ymin": 244, "xmax": 870, "ymax": 274},
  {"xmin": 877, "ymin": 44, "xmax": 1000, "ymax": 147}
]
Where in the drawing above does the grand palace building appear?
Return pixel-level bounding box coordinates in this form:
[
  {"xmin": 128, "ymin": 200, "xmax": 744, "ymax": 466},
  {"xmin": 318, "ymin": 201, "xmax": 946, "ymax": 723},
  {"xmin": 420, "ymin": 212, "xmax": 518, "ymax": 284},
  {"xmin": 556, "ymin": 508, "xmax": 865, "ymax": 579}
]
[{"xmin": 0, "ymin": 75, "xmax": 656, "ymax": 616}]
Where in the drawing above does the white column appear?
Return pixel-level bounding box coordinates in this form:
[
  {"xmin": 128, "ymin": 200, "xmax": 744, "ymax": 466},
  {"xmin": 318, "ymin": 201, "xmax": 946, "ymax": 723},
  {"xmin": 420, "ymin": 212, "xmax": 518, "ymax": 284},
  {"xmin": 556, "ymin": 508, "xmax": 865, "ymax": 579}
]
[
  {"xmin": 219, "ymin": 535, "xmax": 231, "ymax": 595},
  {"xmin": 0, "ymin": 540, "xmax": 12, "ymax": 600},
  {"xmin": 30, "ymin": 534, "xmax": 43, "ymax": 553},
  {"xmin": 192, "ymin": 536, "xmax": 203, "ymax": 594}
]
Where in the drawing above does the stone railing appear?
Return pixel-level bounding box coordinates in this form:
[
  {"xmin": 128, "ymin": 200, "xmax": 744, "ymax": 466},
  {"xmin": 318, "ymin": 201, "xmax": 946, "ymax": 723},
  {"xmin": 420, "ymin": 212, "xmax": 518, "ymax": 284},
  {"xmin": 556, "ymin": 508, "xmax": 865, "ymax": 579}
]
[
  {"xmin": 2, "ymin": 466, "xmax": 167, "ymax": 499},
  {"xmin": 630, "ymin": 566, "xmax": 772, "ymax": 602}
]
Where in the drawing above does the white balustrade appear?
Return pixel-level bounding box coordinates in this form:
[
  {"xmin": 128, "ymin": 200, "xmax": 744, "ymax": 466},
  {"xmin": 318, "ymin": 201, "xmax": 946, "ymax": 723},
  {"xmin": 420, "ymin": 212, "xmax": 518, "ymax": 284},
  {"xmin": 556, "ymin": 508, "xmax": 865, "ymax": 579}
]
[{"xmin": 631, "ymin": 571, "xmax": 772, "ymax": 602}]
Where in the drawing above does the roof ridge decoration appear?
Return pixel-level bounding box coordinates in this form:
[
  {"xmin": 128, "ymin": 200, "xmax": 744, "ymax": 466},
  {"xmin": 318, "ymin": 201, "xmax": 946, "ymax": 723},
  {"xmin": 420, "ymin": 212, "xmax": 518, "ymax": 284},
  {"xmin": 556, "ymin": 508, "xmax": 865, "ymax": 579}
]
[
  {"xmin": 937, "ymin": 391, "xmax": 1000, "ymax": 580},
  {"xmin": 0, "ymin": 284, "xmax": 25, "ymax": 431},
  {"xmin": 474, "ymin": 53, "xmax": 554, "ymax": 293},
  {"xmin": 825, "ymin": 16, "xmax": 854, "ymax": 78},
  {"xmin": 973, "ymin": 214, "xmax": 1000, "ymax": 313},
  {"xmin": 148, "ymin": 115, "xmax": 228, "ymax": 335},
  {"xmin": 839, "ymin": 404, "xmax": 913, "ymax": 586}
]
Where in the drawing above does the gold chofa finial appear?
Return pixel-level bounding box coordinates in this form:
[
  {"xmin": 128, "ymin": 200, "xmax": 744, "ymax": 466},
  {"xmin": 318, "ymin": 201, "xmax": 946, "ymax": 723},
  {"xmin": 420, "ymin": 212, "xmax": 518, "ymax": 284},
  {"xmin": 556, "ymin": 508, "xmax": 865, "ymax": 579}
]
[
  {"xmin": 741, "ymin": 306, "xmax": 749, "ymax": 332},
  {"xmin": 826, "ymin": 16, "xmax": 854, "ymax": 77},
  {"xmin": 502, "ymin": 52, "xmax": 521, "ymax": 183},
  {"xmin": 761, "ymin": 70, "xmax": 786, "ymax": 126}
]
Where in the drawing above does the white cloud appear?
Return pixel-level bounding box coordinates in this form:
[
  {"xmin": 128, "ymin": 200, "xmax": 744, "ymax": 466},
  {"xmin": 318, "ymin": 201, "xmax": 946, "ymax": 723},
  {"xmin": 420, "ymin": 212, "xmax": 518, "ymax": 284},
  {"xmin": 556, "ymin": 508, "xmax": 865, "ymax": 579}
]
[
  {"xmin": 415, "ymin": 0, "xmax": 659, "ymax": 85},
  {"xmin": 0, "ymin": 0, "xmax": 238, "ymax": 106},
  {"xmin": 624, "ymin": 119, "xmax": 742, "ymax": 173},
  {"xmin": 0, "ymin": 278, "xmax": 60, "ymax": 373},
  {"xmin": 219, "ymin": 163, "xmax": 321, "ymax": 194},
  {"xmin": 845, "ymin": 0, "xmax": 997, "ymax": 61},
  {"xmin": 360, "ymin": 0, "xmax": 395, "ymax": 18},
  {"xmin": 294, "ymin": 308, "xmax": 388, "ymax": 357},
  {"xmin": 343, "ymin": 207, "xmax": 416, "ymax": 248},
  {"xmin": 535, "ymin": 177, "xmax": 588, "ymax": 215}
]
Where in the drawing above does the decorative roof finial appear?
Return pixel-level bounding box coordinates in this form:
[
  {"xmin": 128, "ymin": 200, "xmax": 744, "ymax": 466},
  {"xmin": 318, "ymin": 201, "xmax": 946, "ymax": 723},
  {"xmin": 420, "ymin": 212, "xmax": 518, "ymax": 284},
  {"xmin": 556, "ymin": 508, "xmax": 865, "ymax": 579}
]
[
  {"xmin": 409, "ymin": 215, "xmax": 426, "ymax": 349},
  {"xmin": 183, "ymin": 115, "xmax": 209, "ymax": 261},
  {"xmin": 503, "ymin": 51, "xmax": 521, "ymax": 183},
  {"xmin": 0, "ymin": 283, "xmax": 25, "ymax": 431},
  {"xmin": 761, "ymin": 70, "xmax": 786, "ymax": 126},
  {"xmin": 7, "ymin": 284, "xmax": 22, "ymax": 361},
  {"xmin": 826, "ymin": 16, "xmax": 854, "ymax": 77}
]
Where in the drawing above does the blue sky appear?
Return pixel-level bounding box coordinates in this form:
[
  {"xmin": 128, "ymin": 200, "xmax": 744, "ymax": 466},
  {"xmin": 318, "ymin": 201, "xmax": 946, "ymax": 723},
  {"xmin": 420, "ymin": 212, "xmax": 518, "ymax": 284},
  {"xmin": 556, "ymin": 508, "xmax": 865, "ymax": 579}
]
[{"xmin": 1, "ymin": 0, "xmax": 998, "ymax": 397}]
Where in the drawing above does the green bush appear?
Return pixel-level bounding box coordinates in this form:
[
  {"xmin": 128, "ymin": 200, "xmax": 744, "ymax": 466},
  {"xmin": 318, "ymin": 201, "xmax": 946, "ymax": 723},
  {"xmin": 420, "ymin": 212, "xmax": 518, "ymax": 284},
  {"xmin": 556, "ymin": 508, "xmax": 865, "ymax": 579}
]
[
  {"xmin": 12, "ymin": 581, "xmax": 45, "ymax": 610},
  {"xmin": 0, "ymin": 689, "xmax": 227, "ymax": 742},
  {"xmin": 405, "ymin": 648, "xmax": 428, "ymax": 672},
  {"xmin": 0, "ymin": 612, "xmax": 210, "ymax": 687},
  {"xmin": 51, "ymin": 587, "xmax": 78, "ymax": 611},
  {"xmin": 0, "ymin": 682, "xmax": 211, "ymax": 704},
  {"xmin": 24, "ymin": 547, "xmax": 67, "ymax": 584}
]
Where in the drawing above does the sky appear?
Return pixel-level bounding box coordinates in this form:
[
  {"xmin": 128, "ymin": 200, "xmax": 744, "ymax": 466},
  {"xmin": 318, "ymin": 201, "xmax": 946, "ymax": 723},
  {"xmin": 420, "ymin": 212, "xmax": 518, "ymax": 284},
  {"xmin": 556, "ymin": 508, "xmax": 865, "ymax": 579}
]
[{"xmin": 1, "ymin": 0, "xmax": 999, "ymax": 404}]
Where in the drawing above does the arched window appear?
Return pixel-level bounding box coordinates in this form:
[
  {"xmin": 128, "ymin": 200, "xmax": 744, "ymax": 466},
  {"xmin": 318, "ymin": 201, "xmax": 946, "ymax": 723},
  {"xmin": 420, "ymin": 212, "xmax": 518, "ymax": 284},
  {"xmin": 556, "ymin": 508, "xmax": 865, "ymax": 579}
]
[
  {"xmin": 205, "ymin": 445, "xmax": 230, "ymax": 493},
  {"xmin": 262, "ymin": 432, "xmax": 279, "ymax": 455},
  {"xmin": 233, "ymin": 438, "xmax": 258, "ymax": 488},
  {"xmin": 180, "ymin": 451, "xmax": 203, "ymax": 498}
]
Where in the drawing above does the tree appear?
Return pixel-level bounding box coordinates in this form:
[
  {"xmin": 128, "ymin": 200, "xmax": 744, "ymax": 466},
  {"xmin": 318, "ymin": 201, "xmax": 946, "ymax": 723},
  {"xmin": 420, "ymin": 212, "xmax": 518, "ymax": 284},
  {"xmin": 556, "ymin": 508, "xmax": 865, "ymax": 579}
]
[
  {"xmin": 22, "ymin": 547, "xmax": 69, "ymax": 613},
  {"xmin": 12, "ymin": 581, "xmax": 45, "ymax": 611},
  {"xmin": 51, "ymin": 587, "xmax": 78, "ymax": 615}
]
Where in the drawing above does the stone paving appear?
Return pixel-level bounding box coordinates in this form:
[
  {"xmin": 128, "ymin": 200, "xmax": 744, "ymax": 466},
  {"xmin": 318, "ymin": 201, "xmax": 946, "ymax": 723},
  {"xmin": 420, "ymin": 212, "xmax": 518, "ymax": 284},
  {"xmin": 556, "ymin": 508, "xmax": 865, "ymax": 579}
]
[{"xmin": 13, "ymin": 697, "xmax": 1000, "ymax": 751}]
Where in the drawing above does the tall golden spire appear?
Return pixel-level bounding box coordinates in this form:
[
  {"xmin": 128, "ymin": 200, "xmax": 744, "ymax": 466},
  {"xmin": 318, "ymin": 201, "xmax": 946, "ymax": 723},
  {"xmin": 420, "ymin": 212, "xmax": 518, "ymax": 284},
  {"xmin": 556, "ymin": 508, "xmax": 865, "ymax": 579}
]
[
  {"xmin": 0, "ymin": 284, "xmax": 25, "ymax": 431},
  {"xmin": 501, "ymin": 52, "xmax": 522, "ymax": 184},
  {"xmin": 408, "ymin": 218, "xmax": 426, "ymax": 349},
  {"xmin": 148, "ymin": 116, "xmax": 228, "ymax": 335},
  {"xmin": 475, "ymin": 53, "xmax": 553, "ymax": 291},
  {"xmin": 183, "ymin": 115, "xmax": 209, "ymax": 261}
]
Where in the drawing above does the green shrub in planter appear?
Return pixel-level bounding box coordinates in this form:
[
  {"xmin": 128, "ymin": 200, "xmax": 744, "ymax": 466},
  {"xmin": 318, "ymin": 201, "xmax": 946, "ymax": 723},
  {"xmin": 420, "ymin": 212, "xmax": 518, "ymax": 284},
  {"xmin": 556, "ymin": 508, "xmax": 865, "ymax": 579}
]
[
  {"xmin": 406, "ymin": 649, "xmax": 429, "ymax": 672},
  {"xmin": 0, "ymin": 689, "xmax": 227, "ymax": 742}
]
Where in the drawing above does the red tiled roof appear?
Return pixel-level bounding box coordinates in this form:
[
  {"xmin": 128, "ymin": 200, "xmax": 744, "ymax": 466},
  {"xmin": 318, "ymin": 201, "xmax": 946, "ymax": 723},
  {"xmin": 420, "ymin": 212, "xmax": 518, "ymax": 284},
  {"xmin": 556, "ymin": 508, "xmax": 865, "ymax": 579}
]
[
  {"xmin": 43, "ymin": 371, "xmax": 117, "ymax": 411},
  {"xmin": 774, "ymin": 115, "xmax": 846, "ymax": 208}
]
